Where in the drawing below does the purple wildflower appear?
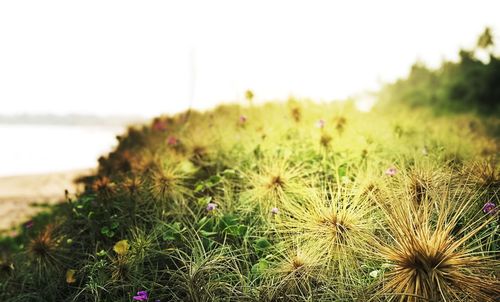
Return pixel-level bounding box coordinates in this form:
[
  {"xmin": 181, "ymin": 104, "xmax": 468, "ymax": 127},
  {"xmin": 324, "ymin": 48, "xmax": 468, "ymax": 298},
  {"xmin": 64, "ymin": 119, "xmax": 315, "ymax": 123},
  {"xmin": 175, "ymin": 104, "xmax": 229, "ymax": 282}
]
[
  {"xmin": 133, "ymin": 290, "xmax": 148, "ymax": 301},
  {"xmin": 24, "ymin": 220, "xmax": 34, "ymax": 229},
  {"xmin": 239, "ymin": 115, "xmax": 247, "ymax": 124},
  {"xmin": 206, "ymin": 202, "xmax": 217, "ymax": 212},
  {"xmin": 271, "ymin": 207, "xmax": 279, "ymax": 215},
  {"xmin": 482, "ymin": 202, "xmax": 497, "ymax": 215},
  {"xmin": 316, "ymin": 119, "xmax": 325, "ymax": 129},
  {"xmin": 385, "ymin": 167, "xmax": 397, "ymax": 176}
]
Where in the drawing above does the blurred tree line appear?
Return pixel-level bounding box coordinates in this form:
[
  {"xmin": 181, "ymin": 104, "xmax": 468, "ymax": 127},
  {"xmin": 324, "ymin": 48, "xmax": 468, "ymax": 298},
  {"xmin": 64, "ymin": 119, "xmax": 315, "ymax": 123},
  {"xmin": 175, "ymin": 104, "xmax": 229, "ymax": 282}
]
[{"xmin": 379, "ymin": 28, "xmax": 500, "ymax": 115}]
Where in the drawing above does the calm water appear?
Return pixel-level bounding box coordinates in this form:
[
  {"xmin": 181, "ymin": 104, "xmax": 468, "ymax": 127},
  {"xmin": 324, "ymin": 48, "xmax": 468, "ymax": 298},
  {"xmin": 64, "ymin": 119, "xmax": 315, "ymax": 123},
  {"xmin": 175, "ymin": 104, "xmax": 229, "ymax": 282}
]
[{"xmin": 0, "ymin": 125, "xmax": 124, "ymax": 176}]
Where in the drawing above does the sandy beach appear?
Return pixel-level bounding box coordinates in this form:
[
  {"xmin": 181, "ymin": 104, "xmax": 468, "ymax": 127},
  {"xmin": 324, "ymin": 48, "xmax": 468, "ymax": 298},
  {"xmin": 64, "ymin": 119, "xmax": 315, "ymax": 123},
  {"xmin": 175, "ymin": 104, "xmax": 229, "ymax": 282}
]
[{"xmin": 0, "ymin": 169, "xmax": 93, "ymax": 231}]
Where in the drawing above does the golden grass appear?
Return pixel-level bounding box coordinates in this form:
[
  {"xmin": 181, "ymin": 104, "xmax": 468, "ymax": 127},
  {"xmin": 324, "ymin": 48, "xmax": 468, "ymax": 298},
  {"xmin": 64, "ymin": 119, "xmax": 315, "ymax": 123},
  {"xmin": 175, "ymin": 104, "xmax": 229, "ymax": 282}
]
[
  {"xmin": 374, "ymin": 182, "xmax": 500, "ymax": 301},
  {"xmin": 278, "ymin": 185, "xmax": 378, "ymax": 281},
  {"xmin": 242, "ymin": 157, "xmax": 312, "ymax": 213},
  {"xmin": 264, "ymin": 245, "xmax": 325, "ymax": 299}
]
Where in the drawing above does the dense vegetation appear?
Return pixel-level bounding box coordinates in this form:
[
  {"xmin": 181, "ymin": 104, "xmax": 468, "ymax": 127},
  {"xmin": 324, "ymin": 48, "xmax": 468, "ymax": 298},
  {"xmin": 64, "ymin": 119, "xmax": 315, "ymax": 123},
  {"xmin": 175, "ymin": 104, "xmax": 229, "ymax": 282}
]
[
  {"xmin": 379, "ymin": 27, "xmax": 500, "ymax": 115},
  {"xmin": 0, "ymin": 99, "xmax": 498, "ymax": 301}
]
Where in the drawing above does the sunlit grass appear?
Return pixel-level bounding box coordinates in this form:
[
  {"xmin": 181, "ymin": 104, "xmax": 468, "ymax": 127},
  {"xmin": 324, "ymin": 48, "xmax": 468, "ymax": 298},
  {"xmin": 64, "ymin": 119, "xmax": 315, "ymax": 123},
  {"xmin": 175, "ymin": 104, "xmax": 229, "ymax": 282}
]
[
  {"xmin": 278, "ymin": 185, "xmax": 379, "ymax": 284},
  {"xmin": 0, "ymin": 100, "xmax": 498, "ymax": 301},
  {"xmin": 373, "ymin": 181, "xmax": 500, "ymax": 301}
]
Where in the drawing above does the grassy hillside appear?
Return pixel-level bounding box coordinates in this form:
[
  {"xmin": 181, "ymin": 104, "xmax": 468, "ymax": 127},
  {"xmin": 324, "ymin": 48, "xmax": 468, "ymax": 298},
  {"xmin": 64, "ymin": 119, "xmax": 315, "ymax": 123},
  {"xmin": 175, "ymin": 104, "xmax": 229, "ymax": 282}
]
[{"xmin": 0, "ymin": 100, "xmax": 499, "ymax": 301}]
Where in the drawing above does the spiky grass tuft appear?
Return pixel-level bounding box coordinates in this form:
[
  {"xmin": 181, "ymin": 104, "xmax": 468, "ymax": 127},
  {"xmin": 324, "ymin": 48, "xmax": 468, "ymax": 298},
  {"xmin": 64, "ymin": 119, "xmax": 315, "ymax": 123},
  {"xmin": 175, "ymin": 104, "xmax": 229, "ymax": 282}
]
[
  {"xmin": 161, "ymin": 232, "xmax": 245, "ymax": 301},
  {"xmin": 92, "ymin": 176, "xmax": 116, "ymax": 199},
  {"xmin": 27, "ymin": 225, "xmax": 69, "ymax": 280},
  {"xmin": 278, "ymin": 186, "xmax": 378, "ymax": 281},
  {"xmin": 148, "ymin": 161, "xmax": 192, "ymax": 205},
  {"xmin": 290, "ymin": 106, "xmax": 302, "ymax": 123},
  {"xmin": 122, "ymin": 176, "xmax": 143, "ymax": 196},
  {"xmin": 466, "ymin": 161, "xmax": 500, "ymax": 203},
  {"xmin": 406, "ymin": 166, "xmax": 443, "ymax": 206},
  {"xmin": 374, "ymin": 183, "xmax": 500, "ymax": 302},
  {"xmin": 472, "ymin": 161, "xmax": 500, "ymax": 187},
  {"xmin": 320, "ymin": 133, "xmax": 333, "ymax": 148},
  {"xmin": 0, "ymin": 260, "xmax": 14, "ymax": 279},
  {"xmin": 263, "ymin": 245, "xmax": 326, "ymax": 300},
  {"xmin": 242, "ymin": 158, "xmax": 311, "ymax": 213}
]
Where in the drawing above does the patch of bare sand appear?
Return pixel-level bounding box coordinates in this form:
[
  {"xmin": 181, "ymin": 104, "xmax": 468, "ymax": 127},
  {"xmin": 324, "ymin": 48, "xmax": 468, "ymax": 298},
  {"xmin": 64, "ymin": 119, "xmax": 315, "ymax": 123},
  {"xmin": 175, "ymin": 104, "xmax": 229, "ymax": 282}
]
[{"xmin": 0, "ymin": 169, "xmax": 94, "ymax": 231}]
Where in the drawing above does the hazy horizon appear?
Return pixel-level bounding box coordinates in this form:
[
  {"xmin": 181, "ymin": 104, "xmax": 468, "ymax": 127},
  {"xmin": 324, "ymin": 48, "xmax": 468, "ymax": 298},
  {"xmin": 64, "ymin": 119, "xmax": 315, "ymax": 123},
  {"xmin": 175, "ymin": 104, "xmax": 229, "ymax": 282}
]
[
  {"xmin": 0, "ymin": 113, "xmax": 145, "ymax": 126},
  {"xmin": 0, "ymin": 124, "xmax": 123, "ymax": 176}
]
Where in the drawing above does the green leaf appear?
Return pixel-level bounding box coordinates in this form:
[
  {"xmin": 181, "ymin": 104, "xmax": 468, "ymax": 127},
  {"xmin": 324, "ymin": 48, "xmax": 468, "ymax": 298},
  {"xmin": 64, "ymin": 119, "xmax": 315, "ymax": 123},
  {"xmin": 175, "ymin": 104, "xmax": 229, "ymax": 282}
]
[
  {"xmin": 100, "ymin": 226, "xmax": 115, "ymax": 238},
  {"xmin": 163, "ymin": 222, "xmax": 184, "ymax": 241},
  {"xmin": 251, "ymin": 258, "xmax": 269, "ymax": 276},
  {"xmin": 162, "ymin": 233, "xmax": 175, "ymax": 241},
  {"xmin": 170, "ymin": 222, "xmax": 183, "ymax": 232},
  {"xmin": 96, "ymin": 250, "xmax": 107, "ymax": 257},
  {"xmin": 220, "ymin": 214, "xmax": 239, "ymax": 228},
  {"xmin": 222, "ymin": 169, "xmax": 236, "ymax": 177},
  {"xmin": 199, "ymin": 230, "xmax": 218, "ymax": 237},
  {"xmin": 337, "ymin": 165, "xmax": 347, "ymax": 177},
  {"xmin": 194, "ymin": 183, "xmax": 204, "ymax": 193},
  {"xmin": 197, "ymin": 216, "xmax": 209, "ymax": 227},
  {"xmin": 197, "ymin": 216, "xmax": 215, "ymax": 231},
  {"xmin": 197, "ymin": 196, "xmax": 212, "ymax": 206},
  {"xmin": 80, "ymin": 196, "xmax": 94, "ymax": 204},
  {"xmin": 369, "ymin": 270, "xmax": 380, "ymax": 278},
  {"xmin": 207, "ymin": 175, "xmax": 221, "ymax": 185},
  {"xmin": 224, "ymin": 224, "xmax": 247, "ymax": 237},
  {"xmin": 236, "ymin": 225, "xmax": 248, "ymax": 237},
  {"xmin": 100, "ymin": 226, "xmax": 110, "ymax": 235},
  {"xmin": 254, "ymin": 238, "xmax": 271, "ymax": 251}
]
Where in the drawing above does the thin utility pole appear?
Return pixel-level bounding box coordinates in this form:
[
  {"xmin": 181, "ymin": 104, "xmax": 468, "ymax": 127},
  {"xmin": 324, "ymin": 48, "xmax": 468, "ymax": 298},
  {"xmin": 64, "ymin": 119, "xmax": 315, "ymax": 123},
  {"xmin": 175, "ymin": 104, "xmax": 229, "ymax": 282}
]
[{"xmin": 183, "ymin": 47, "xmax": 196, "ymax": 124}]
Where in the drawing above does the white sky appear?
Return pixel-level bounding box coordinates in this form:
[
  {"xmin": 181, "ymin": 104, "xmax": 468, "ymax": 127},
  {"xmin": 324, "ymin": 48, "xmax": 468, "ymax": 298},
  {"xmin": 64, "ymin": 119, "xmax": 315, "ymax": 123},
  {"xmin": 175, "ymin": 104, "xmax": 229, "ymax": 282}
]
[{"xmin": 0, "ymin": 0, "xmax": 499, "ymax": 117}]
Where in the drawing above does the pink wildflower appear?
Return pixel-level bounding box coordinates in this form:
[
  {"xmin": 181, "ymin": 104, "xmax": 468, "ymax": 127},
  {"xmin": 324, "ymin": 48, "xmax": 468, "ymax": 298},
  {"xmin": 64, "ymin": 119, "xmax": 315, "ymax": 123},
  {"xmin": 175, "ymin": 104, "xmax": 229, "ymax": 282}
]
[
  {"xmin": 167, "ymin": 135, "xmax": 178, "ymax": 146},
  {"xmin": 316, "ymin": 119, "xmax": 325, "ymax": 129},
  {"xmin": 385, "ymin": 167, "xmax": 397, "ymax": 176}
]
